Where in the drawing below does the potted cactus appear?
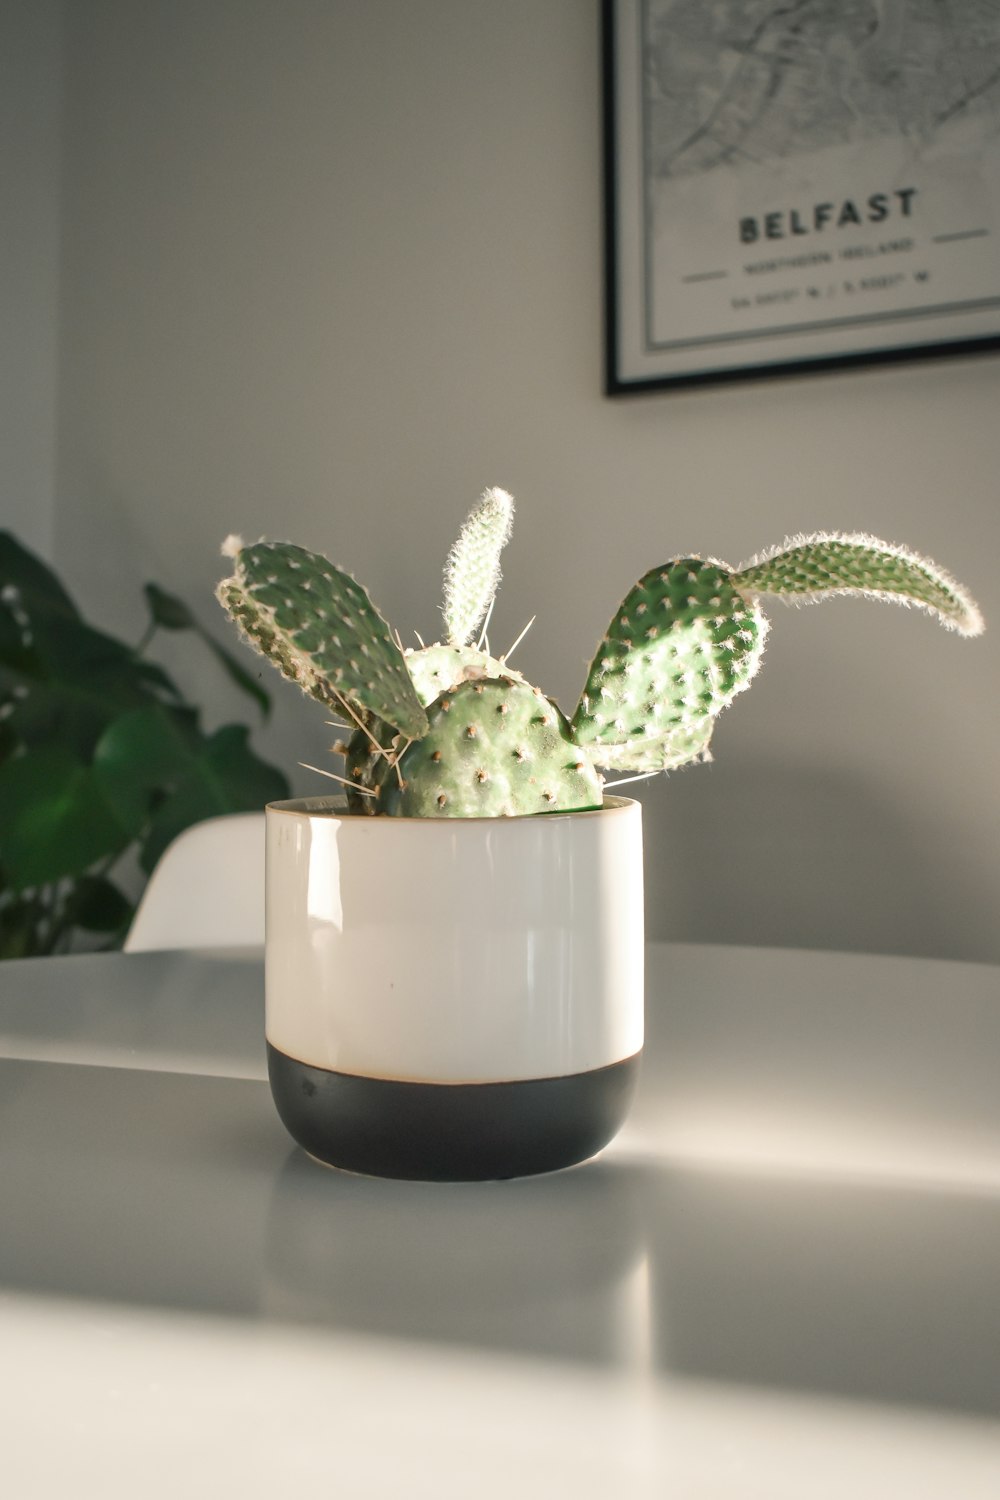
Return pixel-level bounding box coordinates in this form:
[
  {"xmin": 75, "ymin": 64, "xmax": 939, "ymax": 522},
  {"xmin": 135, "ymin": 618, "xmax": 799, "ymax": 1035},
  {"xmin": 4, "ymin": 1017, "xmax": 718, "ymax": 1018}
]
[{"xmin": 218, "ymin": 489, "xmax": 982, "ymax": 1181}]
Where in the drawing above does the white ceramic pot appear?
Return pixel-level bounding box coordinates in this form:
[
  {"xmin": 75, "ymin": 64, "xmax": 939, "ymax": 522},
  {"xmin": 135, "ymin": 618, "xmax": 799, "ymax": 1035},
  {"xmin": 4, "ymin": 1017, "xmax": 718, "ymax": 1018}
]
[{"xmin": 265, "ymin": 794, "xmax": 643, "ymax": 1180}]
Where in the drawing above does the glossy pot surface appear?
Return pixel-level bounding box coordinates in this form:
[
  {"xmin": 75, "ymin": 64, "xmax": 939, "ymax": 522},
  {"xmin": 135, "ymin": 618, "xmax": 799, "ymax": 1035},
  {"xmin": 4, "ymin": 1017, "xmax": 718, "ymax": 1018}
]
[{"xmin": 265, "ymin": 795, "xmax": 643, "ymax": 1179}]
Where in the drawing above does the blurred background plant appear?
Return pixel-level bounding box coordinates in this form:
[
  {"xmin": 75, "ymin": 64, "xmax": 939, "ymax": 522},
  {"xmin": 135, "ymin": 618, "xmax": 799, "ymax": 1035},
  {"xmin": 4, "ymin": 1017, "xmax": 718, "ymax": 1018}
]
[{"xmin": 0, "ymin": 531, "xmax": 289, "ymax": 958}]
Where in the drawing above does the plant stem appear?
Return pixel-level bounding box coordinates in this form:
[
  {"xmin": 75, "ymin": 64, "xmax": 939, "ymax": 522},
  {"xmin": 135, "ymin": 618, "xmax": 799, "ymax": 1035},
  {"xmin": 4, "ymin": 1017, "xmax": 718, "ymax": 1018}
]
[{"xmin": 134, "ymin": 622, "xmax": 158, "ymax": 657}]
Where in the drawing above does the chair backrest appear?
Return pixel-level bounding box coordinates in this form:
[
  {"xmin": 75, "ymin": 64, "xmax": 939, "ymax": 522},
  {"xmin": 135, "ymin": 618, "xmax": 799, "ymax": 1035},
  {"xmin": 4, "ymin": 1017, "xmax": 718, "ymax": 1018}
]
[{"xmin": 124, "ymin": 812, "xmax": 266, "ymax": 953}]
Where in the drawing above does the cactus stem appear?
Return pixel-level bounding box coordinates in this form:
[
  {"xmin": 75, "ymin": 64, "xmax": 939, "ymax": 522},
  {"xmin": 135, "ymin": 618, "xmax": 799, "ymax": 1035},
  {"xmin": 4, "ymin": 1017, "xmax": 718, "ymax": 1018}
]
[
  {"xmin": 298, "ymin": 761, "xmax": 377, "ymax": 796},
  {"xmin": 501, "ymin": 614, "xmax": 536, "ymax": 666},
  {"xmin": 327, "ymin": 682, "xmax": 394, "ymax": 760}
]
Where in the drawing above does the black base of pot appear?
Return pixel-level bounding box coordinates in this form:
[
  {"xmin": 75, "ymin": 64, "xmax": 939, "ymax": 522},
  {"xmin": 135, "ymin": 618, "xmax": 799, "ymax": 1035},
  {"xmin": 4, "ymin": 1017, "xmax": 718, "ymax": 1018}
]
[{"xmin": 266, "ymin": 1043, "xmax": 642, "ymax": 1181}]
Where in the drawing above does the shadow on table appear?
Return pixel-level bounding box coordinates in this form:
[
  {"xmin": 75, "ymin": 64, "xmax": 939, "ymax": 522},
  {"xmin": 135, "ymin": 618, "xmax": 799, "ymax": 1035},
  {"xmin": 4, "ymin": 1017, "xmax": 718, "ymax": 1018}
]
[
  {"xmin": 263, "ymin": 1148, "xmax": 1000, "ymax": 1417},
  {"xmin": 639, "ymin": 1161, "xmax": 1000, "ymax": 1419},
  {"xmin": 1, "ymin": 1055, "xmax": 998, "ymax": 1417}
]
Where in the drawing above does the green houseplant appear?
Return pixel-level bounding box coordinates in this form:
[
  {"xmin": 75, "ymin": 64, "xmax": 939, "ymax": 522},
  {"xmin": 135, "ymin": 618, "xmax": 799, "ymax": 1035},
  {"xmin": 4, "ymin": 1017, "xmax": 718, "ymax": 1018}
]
[
  {"xmin": 217, "ymin": 488, "xmax": 983, "ymax": 1180},
  {"xmin": 0, "ymin": 532, "xmax": 289, "ymax": 958}
]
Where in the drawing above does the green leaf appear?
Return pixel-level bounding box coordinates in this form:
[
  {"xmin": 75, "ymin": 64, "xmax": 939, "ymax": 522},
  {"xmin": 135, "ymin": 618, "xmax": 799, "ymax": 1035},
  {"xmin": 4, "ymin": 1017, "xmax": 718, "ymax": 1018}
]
[
  {"xmin": 0, "ymin": 746, "xmax": 131, "ymax": 890},
  {"xmin": 198, "ymin": 630, "xmax": 272, "ymax": 718},
  {"xmin": 132, "ymin": 657, "xmax": 185, "ymax": 701},
  {"xmin": 0, "ymin": 592, "xmax": 41, "ymax": 677},
  {"xmin": 0, "ymin": 689, "xmax": 63, "ymax": 750},
  {"xmin": 144, "ymin": 582, "xmax": 196, "ymax": 631},
  {"xmin": 1, "ymin": 537, "xmax": 182, "ymax": 718},
  {"xmin": 0, "ymin": 530, "xmax": 80, "ymax": 622},
  {"xmin": 0, "ymin": 894, "xmax": 45, "ymax": 959},
  {"xmin": 0, "ymin": 535, "xmax": 289, "ymax": 951},
  {"xmin": 203, "ymin": 723, "xmax": 290, "ymax": 803},
  {"xmin": 138, "ymin": 723, "xmax": 289, "ymax": 874},
  {"xmin": 65, "ymin": 875, "xmax": 134, "ymax": 933},
  {"xmin": 2, "ymin": 617, "xmax": 185, "ymax": 757},
  {"xmin": 92, "ymin": 704, "xmax": 204, "ymax": 837},
  {"xmin": 145, "ymin": 581, "xmax": 271, "ymax": 717},
  {"xmin": 3, "ymin": 667, "xmax": 133, "ymax": 757}
]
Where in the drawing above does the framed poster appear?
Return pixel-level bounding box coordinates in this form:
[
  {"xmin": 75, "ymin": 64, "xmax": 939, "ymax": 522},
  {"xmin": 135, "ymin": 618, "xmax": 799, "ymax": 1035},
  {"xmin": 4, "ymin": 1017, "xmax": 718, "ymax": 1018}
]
[{"xmin": 603, "ymin": 0, "xmax": 1000, "ymax": 392}]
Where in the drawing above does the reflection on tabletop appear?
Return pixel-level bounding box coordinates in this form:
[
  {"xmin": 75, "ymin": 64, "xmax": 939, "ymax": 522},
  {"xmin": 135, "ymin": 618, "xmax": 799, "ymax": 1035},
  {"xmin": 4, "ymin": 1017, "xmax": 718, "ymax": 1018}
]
[
  {"xmin": 1, "ymin": 943, "xmax": 999, "ymax": 1495},
  {"xmin": 1, "ymin": 1051, "xmax": 998, "ymax": 1418}
]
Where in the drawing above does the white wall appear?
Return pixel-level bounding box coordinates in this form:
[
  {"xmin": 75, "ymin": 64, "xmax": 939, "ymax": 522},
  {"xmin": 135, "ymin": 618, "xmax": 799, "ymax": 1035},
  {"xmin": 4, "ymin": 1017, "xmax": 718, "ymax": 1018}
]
[
  {"xmin": 51, "ymin": 0, "xmax": 1000, "ymax": 961},
  {"xmin": 0, "ymin": 0, "xmax": 61, "ymax": 557}
]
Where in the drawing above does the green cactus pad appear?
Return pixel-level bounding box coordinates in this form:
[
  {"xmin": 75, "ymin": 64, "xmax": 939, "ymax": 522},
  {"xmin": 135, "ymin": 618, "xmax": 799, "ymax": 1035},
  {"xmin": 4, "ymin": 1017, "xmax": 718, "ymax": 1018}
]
[
  {"xmin": 374, "ymin": 677, "xmax": 603, "ymax": 817},
  {"xmin": 403, "ymin": 643, "xmax": 526, "ymax": 707},
  {"xmin": 217, "ymin": 540, "xmax": 428, "ymax": 740},
  {"xmin": 339, "ymin": 644, "xmax": 530, "ymax": 812},
  {"xmin": 571, "ymin": 560, "xmax": 767, "ymax": 773},
  {"xmin": 594, "ymin": 712, "xmax": 715, "ymax": 774},
  {"xmin": 734, "ymin": 533, "xmax": 985, "ymax": 636},
  {"xmin": 442, "ymin": 487, "xmax": 515, "ymax": 647},
  {"xmin": 217, "ymin": 579, "xmax": 307, "ymax": 697}
]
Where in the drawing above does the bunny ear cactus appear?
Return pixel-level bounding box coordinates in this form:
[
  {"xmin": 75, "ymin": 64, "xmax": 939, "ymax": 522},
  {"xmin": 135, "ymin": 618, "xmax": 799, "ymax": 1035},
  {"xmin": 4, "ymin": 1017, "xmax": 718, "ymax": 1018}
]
[
  {"xmin": 216, "ymin": 492, "xmax": 983, "ymax": 818},
  {"xmin": 570, "ymin": 533, "xmax": 983, "ymax": 775},
  {"xmin": 441, "ymin": 486, "xmax": 514, "ymax": 648},
  {"xmin": 732, "ymin": 533, "xmax": 984, "ymax": 633},
  {"xmin": 570, "ymin": 558, "xmax": 768, "ymax": 773},
  {"xmin": 217, "ymin": 536, "xmax": 428, "ymax": 740}
]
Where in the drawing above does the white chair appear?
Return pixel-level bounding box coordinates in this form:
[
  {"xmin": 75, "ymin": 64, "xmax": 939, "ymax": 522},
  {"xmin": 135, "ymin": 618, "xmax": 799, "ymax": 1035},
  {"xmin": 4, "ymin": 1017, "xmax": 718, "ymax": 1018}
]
[{"xmin": 124, "ymin": 812, "xmax": 266, "ymax": 953}]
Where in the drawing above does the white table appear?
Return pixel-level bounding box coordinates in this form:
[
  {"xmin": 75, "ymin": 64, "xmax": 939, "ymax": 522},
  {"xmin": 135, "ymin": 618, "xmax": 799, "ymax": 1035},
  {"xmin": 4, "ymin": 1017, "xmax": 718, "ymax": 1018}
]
[{"xmin": 1, "ymin": 943, "xmax": 999, "ymax": 1498}]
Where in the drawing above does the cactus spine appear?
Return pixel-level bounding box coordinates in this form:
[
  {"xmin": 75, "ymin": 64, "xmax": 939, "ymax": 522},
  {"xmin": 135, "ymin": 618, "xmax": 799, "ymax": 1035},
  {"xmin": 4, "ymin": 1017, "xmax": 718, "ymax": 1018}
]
[{"xmin": 217, "ymin": 493, "xmax": 983, "ymax": 817}]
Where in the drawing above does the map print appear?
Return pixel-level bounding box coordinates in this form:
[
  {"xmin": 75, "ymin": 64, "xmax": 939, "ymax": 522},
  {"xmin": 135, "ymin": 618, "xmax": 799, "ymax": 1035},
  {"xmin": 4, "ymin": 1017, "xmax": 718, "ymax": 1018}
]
[
  {"xmin": 615, "ymin": 0, "xmax": 1000, "ymax": 378},
  {"xmin": 645, "ymin": 0, "xmax": 1000, "ymax": 181}
]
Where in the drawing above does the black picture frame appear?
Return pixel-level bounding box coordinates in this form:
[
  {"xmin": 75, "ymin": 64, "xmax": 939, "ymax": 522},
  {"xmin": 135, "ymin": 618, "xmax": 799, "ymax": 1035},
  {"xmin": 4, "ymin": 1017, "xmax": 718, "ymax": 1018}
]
[{"xmin": 603, "ymin": 0, "xmax": 1000, "ymax": 394}]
